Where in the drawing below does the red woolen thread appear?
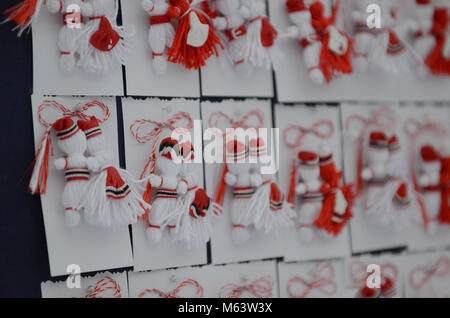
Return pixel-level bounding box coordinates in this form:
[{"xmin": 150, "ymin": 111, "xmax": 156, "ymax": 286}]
[
  {"xmin": 404, "ymin": 118, "xmax": 447, "ymax": 231},
  {"xmin": 138, "ymin": 279, "xmax": 204, "ymax": 298},
  {"xmin": 409, "ymin": 256, "xmax": 450, "ymax": 297},
  {"xmin": 218, "ymin": 276, "xmax": 274, "ymax": 298},
  {"xmin": 83, "ymin": 276, "xmax": 122, "ymax": 298},
  {"xmin": 286, "ymin": 261, "xmax": 337, "ymax": 298}
]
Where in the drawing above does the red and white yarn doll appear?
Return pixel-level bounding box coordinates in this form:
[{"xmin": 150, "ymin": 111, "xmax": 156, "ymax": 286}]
[
  {"xmin": 350, "ymin": 0, "xmax": 382, "ymax": 73},
  {"xmin": 314, "ymin": 143, "xmax": 354, "ymax": 237},
  {"xmin": 46, "ymin": 0, "xmax": 94, "ymax": 72},
  {"xmin": 368, "ymin": 2, "xmax": 420, "ymax": 75},
  {"xmin": 77, "ymin": 0, "xmax": 133, "ymax": 73},
  {"xmin": 77, "ymin": 116, "xmax": 149, "ymax": 228},
  {"xmin": 166, "ymin": 0, "xmax": 224, "ymax": 70},
  {"xmin": 213, "ymin": 139, "xmax": 260, "ymax": 245},
  {"xmin": 3, "ymin": 0, "xmax": 46, "ymax": 36},
  {"xmin": 141, "ymin": 0, "xmax": 175, "ymax": 75},
  {"xmin": 172, "ymin": 141, "xmax": 215, "ymax": 249},
  {"xmin": 419, "ymin": 0, "xmax": 450, "ymax": 76},
  {"xmin": 240, "ymin": 137, "xmax": 295, "ymax": 235},
  {"xmin": 130, "ymin": 112, "xmax": 194, "ymax": 245},
  {"xmin": 285, "ymin": 0, "xmax": 353, "ymax": 84},
  {"xmin": 238, "ymin": 0, "xmax": 281, "ymax": 72},
  {"xmin": 212, "ymin": 0, "xmax": 254, "ymax": 75},
  {"xmin": 418, "ymin": 145, "xmax": 443, "ymax": 233}
]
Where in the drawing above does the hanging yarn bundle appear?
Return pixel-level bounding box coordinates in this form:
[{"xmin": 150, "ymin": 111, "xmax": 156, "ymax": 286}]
[
  {"xmin": 165, "ymin": 0, "xmax": 224, "ymax": 70},
  {"xmin": 405, "ymin": 117, "xmax": 448, "ymax": 233},
  {"xmin": 77, "ymin": 115, "xmax": 149, "ymax": 228},
  {"xmin": 82, "ymin": 276, "xmax": 122, "ymax": 298},
  {"xmin": 284, "ymin": 120, "xmax": 351, "ymax": 242},
  {"xmin": 285, "ymin": 0, "xmax": 353, "ymax": 84},
  {"xmin": 218, "ymin": 276, "xmax": 274, "ymax": 298},
  {"xmin": 3, "ymin": 0, "xmax": 46, "ymax": 36},
  {"xmin": 77, "ymin": 0, "xmax": 133, "ymax": 73},
  {"xmin": 131, "ymin": 111, "xmax": 214, "ymax": 248}
]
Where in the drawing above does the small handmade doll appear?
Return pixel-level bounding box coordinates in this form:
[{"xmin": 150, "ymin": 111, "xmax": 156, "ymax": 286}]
[
  {"xmin": 77, "ymin": 116, "xmax": 149, "ymax": 228},
  {"xmin": 78, "ymin": 0, "xmax": 133, "ymax": 73},
  {"xmin": 141, "ymin": 0, "xmax": 176, "ymax": 74},
  {"xmin": 166, "ymin": 0, "xmax": 224, "ymax": 69},
  {"xmin": 285, "ymin": 0, "xmax": 353, "ymax": 84}
]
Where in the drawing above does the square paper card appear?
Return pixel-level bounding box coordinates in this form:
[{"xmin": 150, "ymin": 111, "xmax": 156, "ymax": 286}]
[
  {"xmin": 31, "ymin": 95, "xmax": 133, "ymax": 277},
  {"xmin": 121, "ymin": 97, "xmax": 207, "ymax": 271}
]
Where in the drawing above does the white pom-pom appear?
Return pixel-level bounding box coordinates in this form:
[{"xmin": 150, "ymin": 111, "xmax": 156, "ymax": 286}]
[
  {"xmin": 296, "ymin": 183, "xmax": 306, "ymax": 195},
  {"xmin": 65, "ymin": 210, "xmax": 81, "ymax": 227},
  {"xmin": 141, "ymin": 0, "xmax": 154, "ymax": 12},
  {"xmin": 153, "ymin": 55, "xmax": 168, "ymax": 75},
  {"xmin": 309, "ymin": 69, "xmax": 325, "ymax": 85},
  {"xmin": 60, "ymin": 54, "xmax": 76, "ymax": 72},
  {"xmin": 225, "ymin": 172, "xmax": 237, "ymax": 186},
  {"xmin": 54, "ymin": 158, "xmax": 66, "ymax": 171},
  {"xmin": 146, "ymin": 227, "xmax": 162, "ymax": 244},
  {"xmin": 250, "ymin": 174, "xmax": 262, "ymax": 187},
  {"xmin": 318, "ymin": 142, "xmax": 332, "ymax": 158}
]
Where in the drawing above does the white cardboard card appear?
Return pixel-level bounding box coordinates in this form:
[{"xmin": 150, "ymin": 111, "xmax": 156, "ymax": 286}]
[
  {"xmin": 120, "ymin": 0, "xmax": 200, "ymax": 97},
  {"xmin": 31, "ymin": 95, "xmax": 133, "ymax": 277},
  {"xmin": 121, "ymin": 97, "xmax": 207, "ymax": 271},
  {"xmin": 344, "ymin": 253, "xmax": 405, "ymax": 298},
  {"xmin": 278, "ymin": 259, "xmax": 347, "ymax": 298},
  {"xmin": 398, "ymin": 103, "xmax": 450, "ymax": 252},
  {"xmin": 403, "ymin": 250, "xmax": 450, "ymax": 298},
  {"xmin": 128, "ymin": 260, "xmax": 278, "ymax": 298},
  {"xmin": 41, "ymin": 271, "xmax": 128, "ymax": 298},
  {"xmin": 268, "ymin": 0, "xmax": 450, "ymax": 103},
  {"xmin": 274, "ymin": 104, "xmax": 352, "ymax": 262},
  {"xmin": 32, "ymin": 0, "xmax": 124, "ymax": 96},
  {"xmin": 201, "ymin": 99, "xmax": 287, "ymax": 264},
  {"xmin": 341, "ymin": 102, "xmax": 409, "ymax": 253}
]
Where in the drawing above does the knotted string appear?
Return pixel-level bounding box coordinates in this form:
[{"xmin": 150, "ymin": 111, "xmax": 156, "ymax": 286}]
[
  {"xmin": 218, "ymin": 276, "xmax": 274, "ymax": 298},
  {"xmin": 286, "ymin": 261, "xmax": 337, "ymax": 298},
  {"xmin": 409, "ymin": 256, "xmax": 450, "ymax": 297},
  {"xmin": 83, "ymin": 276, "xmax": 122, "ymax": 298},
  {"xmin": 208, "ymin": 109, "xmax": 265, "ymax": 136},
  {"xmin": 404, "ymin": 117, "xmax": 447, "ymax": 231},
  {"xmin": 345, "ymin": 107, "xmax": 397, "ymax": 197},
  {"xmin": 138, "ymin": 279, "xmax": 204, "ymax": 298}
]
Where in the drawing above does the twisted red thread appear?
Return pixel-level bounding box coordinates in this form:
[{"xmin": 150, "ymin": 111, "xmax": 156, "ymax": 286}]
[
  {"xmin": 208, "ymin": 109, "xmax": 265, "ymax": 135},
  {"xmin": 409, "ymin": 256, "xmax": 450, "ymax": 297},
  {"xmin": 218, "ymin": 276, "xmax": 274, "ymax": 298},
  {"xmin": 138, "ymin": 279, "xmax": 204, "ymax": 298},
  {"xmin": 83, "ymin": 276, "xmax": 122, "ymax": 298}
]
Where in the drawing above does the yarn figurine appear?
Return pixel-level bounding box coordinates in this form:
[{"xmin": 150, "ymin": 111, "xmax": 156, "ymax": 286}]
[
  {"xmin": 46, "ymin": 0, "xmax": 93, "ymax": 71},
  {"xmin": 166, "ymin": 0, "xmax": 224, "ymax": 69},
  {"xmin": 285, "ymin": 0, "xmax": 353, "ymax": 84},
  {"xmin": 77, "ymin": 116, "xmax": 149, "ymax": 228},
  {"xmin": 78, "ymin": 0, "xmax": 133, "ymax": 73},
  {"xmin": 141, "ymin": 0, "xmax": 175, "ymax": 75}
]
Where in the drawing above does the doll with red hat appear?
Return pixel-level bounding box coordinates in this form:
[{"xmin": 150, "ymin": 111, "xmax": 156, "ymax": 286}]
[
  {"xmin": 237, "ymin": 137, "xmax": 295, "ymax": 235},
  {"xmin": 77, "ymin": 116, "xmax": 149, "ymax": 228},
  {"xmin": 172, "ymin": 140, "xmax": 215, "ymax": 249},
  {"xmin": 141, "ymin": 0, "xmax": 176, "ymax": 75},
  {"xmin": 77, "ymin": 0, "xmax": 133, "ymax": 73},
  {"xmin": 285, "ymin": 0, "xmax": 353, "ymax": 84},
  {"xmin": 314, "ymin": 143, "xmax": 354, "ymax": 237},
  {"xmin": 418, "ymin": 144, "xmax": 442, "ymax": 233},
  {"xmin": 166, "ymin": 0, "xmax": 224, "ymax": 70}
]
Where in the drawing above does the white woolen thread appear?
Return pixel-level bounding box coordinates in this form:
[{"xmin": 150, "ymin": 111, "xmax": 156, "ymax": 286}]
[
  {"xmin": 142, "ymin": 0, "xmax": 175, "ymax": 75},
  {"xmin": 78, "ymin": 0, "xmax": 134, "ymax": 73}
]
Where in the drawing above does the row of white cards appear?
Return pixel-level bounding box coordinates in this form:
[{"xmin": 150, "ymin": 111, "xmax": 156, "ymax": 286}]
[
  {"xmin": 41, "ymin": 249, "xmax": 450, "ymax": 298},
  {"xmin": 31, "ymin": 0, "xmax": 450, "ymax": 101},
  {"xmin": 31, "ymin": 95, "xmax": 450, "ymax": 277}
]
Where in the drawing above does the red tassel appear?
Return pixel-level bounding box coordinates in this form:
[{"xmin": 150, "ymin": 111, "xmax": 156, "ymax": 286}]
[
  {"xmin": 287, "ymin": 159, "xmax": 297, "ymax": 209},
  {"xmin": 260, "ymin": 17, "xmax": 278, "ymax": 48},
  {"xmin": 29, "ymin": 129, "xmax": 51, "ymax": 195},
  {"xmin": 89, "ymin": 16, "xmax": 120, "ymax": 52},
  {"xmin": 139, "ymin": 181, "xmax": 153, "ymax": 221},
  {"xmin": 212, "ymin": 165, "xmax": 228, "ymax": 215},
  {"xmin": 439, "ymin": 157, "xmax": 450, "ymax": 224},
  {"xmin": 4, "ymin": 0, "xmax": 43, "ymax": 34},
  {"xmin": 319, "ymin": 32, "xmax": 353, "ymax": 83}
]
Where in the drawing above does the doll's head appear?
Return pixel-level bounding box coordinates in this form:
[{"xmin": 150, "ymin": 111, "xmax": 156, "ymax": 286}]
[
  {"xmin": 420, "ymin": 144, "xmax": 441, "ymax": 174},
  {"xmin": 155, "ymin": 136, "xmax": 182, "ymax": 176},
  {"xmin": 297, "ymin": 150, "xmax": 320, "ymax": 182},
  {"xmin": 366, "ymin": 131, "xmax": 390, "ymax": 165},
  {"xmin": 54, "ymin": 117, "xmax": 87, "ymax": 156},
  {"xmin": 286, "ymin": 0, "xmax": 309, "ymax": 26},
  {"xmin": 226, "ymin": 139, "xmax": 252, "ymax": 175}
]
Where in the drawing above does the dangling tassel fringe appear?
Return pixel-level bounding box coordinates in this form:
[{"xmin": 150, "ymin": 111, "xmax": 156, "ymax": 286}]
[
  {"xmin": 29, "ymin": 128, "xmax": 52, "ymax": 195},
  {"xmin": 287, "ymin": 159, "xmax": 297, "ymax": 210},
  {"xmin": 212, "ymin": 165, "xmax": 228, "ymax": 216},
  {"xmin": 3, "ymin": 0, "xmax": 45, "ymax": 36}
]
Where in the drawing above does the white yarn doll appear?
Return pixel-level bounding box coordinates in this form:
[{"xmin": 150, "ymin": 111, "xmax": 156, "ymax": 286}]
[
  {"xmin": 214, "ymin": 140, "xmax": 260, "ymax": 245},
  {"xmin": 285, "ymin": 0, "xmax": 353, "ymax": 84},
  {"xmin": 52, "ymin": 117, "xmax": 90, "ymax": 227},
  {"xmin": 295, "ymin": 150, "xmax": 330, "ymax": 242},
  {"xmin": 145, "ymin": 132, "xmax": 185, "ymax": 244},
  {"xmin": 212, "ymin": 0, "xmax": 254, "ymax": 75},
  {"xmin": 78, "ymin": 0, "xmax": 133, "ymax": 73},
  {"xmin": 351, "ymin": 0, "xmax": 382, "ymax": 72},
  {"xmin": 172, "ymin": 141, "xmax": 214, "ymax": 249},
  {"xmin": 361, "ymin": 131, "xmax": 391, "ymax": 212},
  {"xmin": 77, "ymin": 117, "xmax": 149, "ymax": 228},
  {"xmin": 418, "ymin": 144, "xmax": 442, "ymax": 234},
  {"xmin": 46, "ymin": 0, "xmax": 94, "ymax": 71},
  {"xmin": 239, "ymin": 0, "xmax": 281, "ymax": 71},
  {"xmin": 141, "ymin": 0, "xmax": 175, "ymax": 75},
  {"xmin": 245, "ymin": 137, "xmax": 295, "ymax": 235}
]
